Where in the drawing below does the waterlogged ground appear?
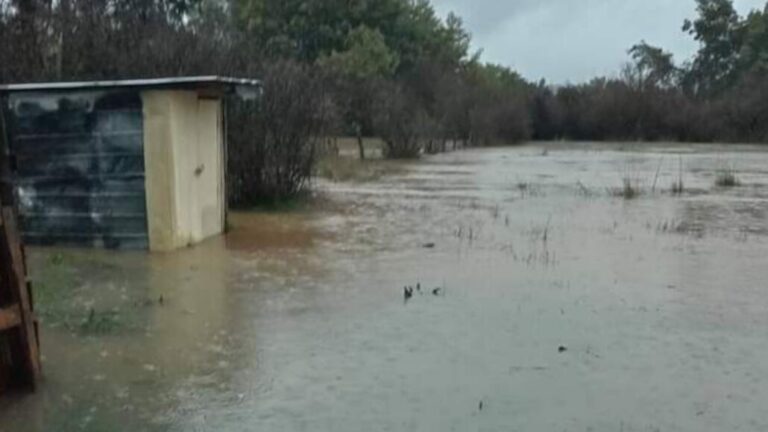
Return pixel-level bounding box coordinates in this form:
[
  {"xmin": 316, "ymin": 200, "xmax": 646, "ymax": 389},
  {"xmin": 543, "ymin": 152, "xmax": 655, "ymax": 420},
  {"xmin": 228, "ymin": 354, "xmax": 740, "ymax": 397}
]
[{"xmin": 2, "ymin": 142, "xmax": 768, "ymax": 432}]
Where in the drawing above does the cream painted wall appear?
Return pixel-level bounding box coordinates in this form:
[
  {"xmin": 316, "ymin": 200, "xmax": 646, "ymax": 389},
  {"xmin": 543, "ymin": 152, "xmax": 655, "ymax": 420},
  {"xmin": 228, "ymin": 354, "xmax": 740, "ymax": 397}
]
[
  {"xmin": 142, "ymin": 92, "xmax": 178, "ymax": 251},
  {"xmin": 142, "ymin": 90, "xmax": 225, "ymax": 252},
  {"xmin": 195, "ymin": 99, "xmax": 225, "ymax": 239}
]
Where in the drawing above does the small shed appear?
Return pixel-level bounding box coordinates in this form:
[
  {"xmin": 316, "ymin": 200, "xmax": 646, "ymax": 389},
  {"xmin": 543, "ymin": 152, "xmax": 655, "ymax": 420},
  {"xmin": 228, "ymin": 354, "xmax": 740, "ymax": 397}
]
[{"xmin": 0, "ymin": 76, "xmax": 259, "ymax": 252}]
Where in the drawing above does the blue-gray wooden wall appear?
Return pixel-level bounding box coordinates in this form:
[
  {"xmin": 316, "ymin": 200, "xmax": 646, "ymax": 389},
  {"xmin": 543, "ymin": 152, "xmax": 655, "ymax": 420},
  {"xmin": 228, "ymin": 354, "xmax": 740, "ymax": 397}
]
[{"xmin": 2, "ymin": 90, "xmax": 149, "ymax": 249}]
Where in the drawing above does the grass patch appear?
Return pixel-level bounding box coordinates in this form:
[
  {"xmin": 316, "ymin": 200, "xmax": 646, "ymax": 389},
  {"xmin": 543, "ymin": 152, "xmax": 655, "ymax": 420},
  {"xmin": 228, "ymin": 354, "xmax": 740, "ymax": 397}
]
[
  {"xmin": 315, "ymin": 156, "xmax": 403, "ymax": 182},
  {"xmin": 611, "ymin": 177, "xmax": 641, "ymax": 199},
  {"xmin": 233, "ymin": 190, "xmax": 315, "ymax": 213},
  {"xmin": 715, "ymin": 168, "xmax": 740, "ymax": 188},
  {"xmin": 78, "ymin": 308, "xmax": 124, "ymax": 335},
  {"xmin": 28, "ymin": 251, "xmax": 137, "ymax": 335},
  {"xmin": 576, "ymin": 181, "xmax": 594, "ymax": 197},
  {"xmin": 670, "ymin": 156, "xmax": 685, "ymax": 196},
  {"xmin": 31, "ymin": 253, "xmax": 79, "ymax": 316},
  {"xmin": 671, "ymin": 179, "xmax": 684, "ymax": 195},
  {"xmin": 515, "ymin": 182, "xmax": 544, "ymax": 198}
]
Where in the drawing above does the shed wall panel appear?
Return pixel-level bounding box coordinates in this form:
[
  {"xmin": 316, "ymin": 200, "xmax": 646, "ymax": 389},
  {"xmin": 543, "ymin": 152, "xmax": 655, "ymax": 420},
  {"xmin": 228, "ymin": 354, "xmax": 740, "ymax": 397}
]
[
  {"xmin": 142, "ymin": 91, "xmax": 225, "ymax": 251},
  {"xmin": 196, "ymin": 99, "xmax": 225, "ymax": 239},
  {"xmin": 141, "ymin": 91, "xmax": 178, "ymax": 251},
  {"xmin": 4, "ymin": 91, "xmax": 148, "ymax": 249}
]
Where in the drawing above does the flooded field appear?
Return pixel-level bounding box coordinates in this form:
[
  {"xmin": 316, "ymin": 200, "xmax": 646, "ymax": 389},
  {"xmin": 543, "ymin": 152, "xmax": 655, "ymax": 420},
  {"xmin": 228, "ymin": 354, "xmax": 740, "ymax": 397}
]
[{"xmin": 2, "ymin": 142, "xmax": 768, "ymax": 431}]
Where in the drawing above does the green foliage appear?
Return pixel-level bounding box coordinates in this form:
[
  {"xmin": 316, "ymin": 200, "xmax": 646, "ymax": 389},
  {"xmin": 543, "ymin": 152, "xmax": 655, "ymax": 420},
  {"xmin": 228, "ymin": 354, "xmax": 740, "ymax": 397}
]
[
  {"xmin": 682, "ymin": 0, "xmax": 744, "ymax": 95},
  {"xmin": 738, "ymin": 6, "xmax": 768, "ymax": 73},
  {"xmin": 232, "ymin": 0, "xmax": 470, "ymax": 69},
  {"xmin": 443, "ymin": 13, "xmax": 472, "ymax": 66},
  {"xmin": 318, "ymin": 26, "xmax": 399, "ymax": 79},
  {"xmin": 467, "ymin": 62, "xmax": 527, "ymax": 92},
  {"xmin": 628, "ymin": 41, "xmax": 678, "ymax": 88},
  {"xmin": 228, "ymin": 0, "xmax": 768, "ymax": 146},
  {"xmin": 454, "ymin": 62, "xmax": 532, "ymax": 145}
]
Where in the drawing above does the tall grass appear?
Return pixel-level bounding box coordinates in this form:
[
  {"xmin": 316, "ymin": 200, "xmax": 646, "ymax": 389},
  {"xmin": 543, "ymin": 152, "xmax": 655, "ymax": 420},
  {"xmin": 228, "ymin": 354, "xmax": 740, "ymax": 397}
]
[
  {"xmin": 715, "ymin": 167, "xmax": 740, "ymax": 188},
  {"xmin": 671, "ymin": 156, "xmax": 684, "ymax": 195},
  {"xmin": 612, "ymin": 177, "xmax": 641, "ymax": 199},
  {"xmin": 671, "ymin": 179, "xmax": 685, "ymax": 195}
]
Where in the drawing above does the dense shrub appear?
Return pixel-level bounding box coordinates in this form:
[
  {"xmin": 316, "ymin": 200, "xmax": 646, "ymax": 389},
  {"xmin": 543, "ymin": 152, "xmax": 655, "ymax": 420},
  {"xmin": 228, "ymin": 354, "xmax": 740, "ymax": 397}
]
[
  {"xmin": 373, "ymin": 84, "xmax": 429, "ymax": 159},
  {"xmin": 469, "ymin": 97, "xmax": 531, "ymax": 145},
  {"xmin": 227, "ymin": 61, "xmax": 335, "ymax": 206}
]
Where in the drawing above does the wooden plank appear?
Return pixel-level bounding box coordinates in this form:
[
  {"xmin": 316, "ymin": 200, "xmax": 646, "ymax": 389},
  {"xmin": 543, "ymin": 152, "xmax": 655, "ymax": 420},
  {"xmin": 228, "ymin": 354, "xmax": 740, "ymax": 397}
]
[
  {"xmin": 1, "ymin": 207, "xmax": 41, "ymax": 388},
  {"xmin": 0, "ymin": 305, "xmax": 21, "ymax": 331},
  {"xmin": 2, "ymin": 93, "xmax": 41, "ymax": 393},
  {"xmin": 27, "ymin": 280, "xmax": 39, "ymax": 353}
]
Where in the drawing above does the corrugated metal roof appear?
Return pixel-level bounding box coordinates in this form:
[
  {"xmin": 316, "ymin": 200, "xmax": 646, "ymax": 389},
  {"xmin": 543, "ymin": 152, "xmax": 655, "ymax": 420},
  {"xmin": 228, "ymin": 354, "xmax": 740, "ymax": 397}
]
[{"xmin": 0, "ymin": 76, "xmax": 261, "ymax": 93}]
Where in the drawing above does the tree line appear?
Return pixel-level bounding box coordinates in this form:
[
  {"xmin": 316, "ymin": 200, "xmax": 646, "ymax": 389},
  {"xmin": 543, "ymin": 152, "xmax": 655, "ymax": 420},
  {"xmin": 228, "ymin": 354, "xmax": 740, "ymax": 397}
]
[
  {"xmin": 2, "ymin": 0, "xmax": 768, "ymax": 203},
  {"xmin": 532, "ymin": 0, "xmax": 768, "ymax": 143}
]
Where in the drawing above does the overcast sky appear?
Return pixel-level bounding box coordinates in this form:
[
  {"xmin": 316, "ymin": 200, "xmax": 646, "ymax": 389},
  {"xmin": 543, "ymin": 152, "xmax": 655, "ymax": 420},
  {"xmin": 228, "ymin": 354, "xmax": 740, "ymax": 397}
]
[{"xmin": 430, "ymin": 0, "xmax": 766, "ymax": 83}]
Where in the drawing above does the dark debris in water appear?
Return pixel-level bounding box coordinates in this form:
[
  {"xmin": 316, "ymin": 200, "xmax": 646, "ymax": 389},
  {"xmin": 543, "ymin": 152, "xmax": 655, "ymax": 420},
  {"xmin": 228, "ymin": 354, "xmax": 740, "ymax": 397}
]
[
  {"xmin": 402, "ymin": 282, "xmax": 445, "ymax": 304},
  {"xmin": 404, "ymin": 286, "xmax": 414, "ymax": 302}
]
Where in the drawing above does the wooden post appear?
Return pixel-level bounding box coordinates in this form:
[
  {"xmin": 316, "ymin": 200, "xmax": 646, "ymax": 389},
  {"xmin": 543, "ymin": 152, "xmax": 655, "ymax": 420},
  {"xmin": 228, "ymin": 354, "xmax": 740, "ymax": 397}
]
[{"xmin": 0, "ymin": 95, "xmax": 40, "ymax": 393}]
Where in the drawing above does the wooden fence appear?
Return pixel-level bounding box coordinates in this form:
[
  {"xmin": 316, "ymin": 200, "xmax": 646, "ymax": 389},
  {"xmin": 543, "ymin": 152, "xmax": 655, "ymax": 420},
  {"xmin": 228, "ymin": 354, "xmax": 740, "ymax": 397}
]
[{"xmin": 0, "ymin": 100, "xmax": 40, "ymax": 393}]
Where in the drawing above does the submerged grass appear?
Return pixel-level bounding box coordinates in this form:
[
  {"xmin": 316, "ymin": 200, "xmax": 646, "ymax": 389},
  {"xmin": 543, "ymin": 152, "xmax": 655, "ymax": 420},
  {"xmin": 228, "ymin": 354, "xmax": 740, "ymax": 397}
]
[
  {"xmin": 671, "ymin": 179, "xmax": 685, "ymax": 195},
  {"xmin": 611, "ymin": 177, "xmax": 641, "ymax": 199},
  {"xmin": 715, "ymin": 168, "xmax": 740, "ymax": 188},
  {"xmin": 611, "ymin": 160, "xmax": 644, "ymax": 199},
  {"xmin": 234, "ymin": 190, "xmax": 316, "ymax": 214},
  {"xmin": 78, "ymin": 308, "xmax": 125, "ymax": 335},
  {"xmin": 315, "ymin": 156, "xmax": 404, "ymax": 182},
  {"xmin": 671, "ymin": 156, "xmax": 685, "ymax": 196},
  {"xmin": 29, "ymin": 251, "xmax": 145, "ymax": 336},
  {"xmin": 576, "ymin": 181, "xmax": 594, "ymax": 197}
]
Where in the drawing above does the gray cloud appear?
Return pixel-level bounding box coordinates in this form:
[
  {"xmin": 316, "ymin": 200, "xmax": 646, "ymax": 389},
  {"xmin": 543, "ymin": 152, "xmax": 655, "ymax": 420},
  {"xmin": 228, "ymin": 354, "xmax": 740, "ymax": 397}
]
[
  {"xmin": 431, "ymin": 0, "xmax": 766, "ymax": 83},
  {"xmin": 437, "ymin": 0, "xmax": 545, "ymax": 33}
]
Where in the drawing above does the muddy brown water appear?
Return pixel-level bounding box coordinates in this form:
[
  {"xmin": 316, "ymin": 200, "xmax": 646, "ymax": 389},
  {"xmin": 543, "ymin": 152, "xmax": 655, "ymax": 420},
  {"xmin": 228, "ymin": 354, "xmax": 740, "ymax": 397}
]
[{"xmin": 2, "ymin": 142, "xmax": 768, "ymax": 431}]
